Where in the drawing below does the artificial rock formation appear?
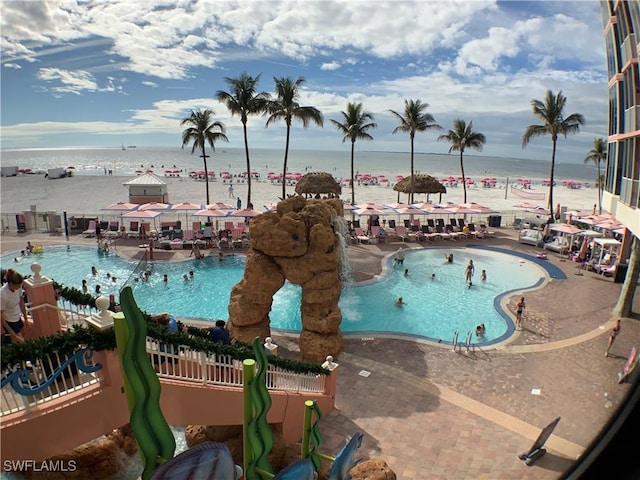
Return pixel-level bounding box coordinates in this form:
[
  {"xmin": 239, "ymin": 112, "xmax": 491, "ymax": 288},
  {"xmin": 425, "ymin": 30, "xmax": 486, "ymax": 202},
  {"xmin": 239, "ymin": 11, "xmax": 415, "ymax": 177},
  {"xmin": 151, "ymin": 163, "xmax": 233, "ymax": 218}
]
[{"xmin": 227, "ymin": 197, "xmax": 345, "ymax": 362}]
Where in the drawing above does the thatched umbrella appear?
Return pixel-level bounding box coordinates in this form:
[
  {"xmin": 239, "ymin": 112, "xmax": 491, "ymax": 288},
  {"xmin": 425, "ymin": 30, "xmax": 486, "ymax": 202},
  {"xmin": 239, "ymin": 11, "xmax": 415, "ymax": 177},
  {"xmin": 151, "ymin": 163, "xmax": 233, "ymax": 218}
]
[
  {"xmin": 295, "ymin": 172, "xmax": 342, "ymax": 197},
  {"xmin": 393, "ymin": 174, "xmax": 447, "ymax": 202}
]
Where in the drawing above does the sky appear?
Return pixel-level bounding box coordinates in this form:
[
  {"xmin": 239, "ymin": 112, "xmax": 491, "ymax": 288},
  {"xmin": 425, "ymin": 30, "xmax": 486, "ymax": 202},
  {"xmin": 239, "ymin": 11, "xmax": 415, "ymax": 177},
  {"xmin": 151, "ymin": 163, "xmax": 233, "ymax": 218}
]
[{"xmin": 1, "ymin": 0, "xmax": 608, "ymax": 163}]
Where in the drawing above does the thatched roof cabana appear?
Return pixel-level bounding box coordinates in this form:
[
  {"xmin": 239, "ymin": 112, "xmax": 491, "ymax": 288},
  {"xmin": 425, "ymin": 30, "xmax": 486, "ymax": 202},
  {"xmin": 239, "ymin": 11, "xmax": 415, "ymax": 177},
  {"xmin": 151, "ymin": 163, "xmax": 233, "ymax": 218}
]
[
  {"xmin": 295, "ymin": 172, "xmax": 342, "ymax": 196},
  {"xmin": 393, "ymin": 174, "xmax": 447, "ymax": 202}
]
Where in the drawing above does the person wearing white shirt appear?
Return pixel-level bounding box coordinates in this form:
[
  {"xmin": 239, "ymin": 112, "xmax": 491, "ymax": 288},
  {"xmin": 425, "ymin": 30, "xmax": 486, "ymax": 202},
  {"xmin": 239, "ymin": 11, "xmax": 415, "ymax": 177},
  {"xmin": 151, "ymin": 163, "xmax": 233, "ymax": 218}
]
[{"xmin": 1, "ymin": 269, "xmax": 28, "ymax": 343}]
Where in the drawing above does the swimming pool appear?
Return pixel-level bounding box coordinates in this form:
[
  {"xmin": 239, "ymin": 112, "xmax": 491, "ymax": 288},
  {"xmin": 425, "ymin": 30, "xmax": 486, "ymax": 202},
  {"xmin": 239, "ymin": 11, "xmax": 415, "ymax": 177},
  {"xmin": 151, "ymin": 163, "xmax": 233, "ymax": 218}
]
[{"xmin": 2, "ymin": 245, "xmax": 547, "ymax": 345}]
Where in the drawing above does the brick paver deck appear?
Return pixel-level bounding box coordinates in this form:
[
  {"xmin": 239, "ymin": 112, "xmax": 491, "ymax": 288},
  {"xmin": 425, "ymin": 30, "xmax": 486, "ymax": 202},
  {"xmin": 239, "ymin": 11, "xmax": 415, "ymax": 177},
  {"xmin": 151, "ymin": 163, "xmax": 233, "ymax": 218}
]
[{"xmin": 2, "ymin": 227, "xmax": 638, "ymax": 479}]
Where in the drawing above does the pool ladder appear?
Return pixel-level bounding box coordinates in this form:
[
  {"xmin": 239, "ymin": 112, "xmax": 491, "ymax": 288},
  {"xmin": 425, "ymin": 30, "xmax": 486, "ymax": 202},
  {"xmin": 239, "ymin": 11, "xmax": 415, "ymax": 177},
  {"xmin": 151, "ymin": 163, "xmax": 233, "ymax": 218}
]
[{"xmin": 452, "ymin": 330, "xmax": 474, "ymax": 353}]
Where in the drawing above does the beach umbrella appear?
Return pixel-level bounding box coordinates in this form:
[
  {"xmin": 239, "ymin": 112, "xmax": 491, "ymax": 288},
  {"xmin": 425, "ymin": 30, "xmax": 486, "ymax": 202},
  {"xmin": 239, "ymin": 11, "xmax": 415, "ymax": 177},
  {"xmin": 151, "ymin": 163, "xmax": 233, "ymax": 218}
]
[
  {"xmin": 122, "ymin": 209, "xmax": 163, "ymax": 231},
  {"xmin": 229, "ymin": 208, "xmax": 263, "ymax": 218},
  {"xmin": 102, "ymin": 202, "xmax": 139, "ymax": 211},
  {"xmin": 193, "ymin": 208, "xmax": 229, "ymax": 217},
  {"xmin": 354, "ymin": 207, "xmax": 387, "ymax": 216},
  {"xmin": 578, "ymin": 236, "xmax": 589, "ymax": 262},
  {"xmin": 206, "ymin": 202, "xmax": 234, "ymax": 210},
  {"xmin": 171, "ymin": 201, "xmax": 203, "ymax": 224},
  {"xmin": 460, "ymin": 202, "xmax": 497, "ymax": 214},
  {"xmin": 550, "ymin": 223, "xmax": 583, "ymax": 235},
  {"xmin": 294, "ymin": 172, "xmax": 342, "ymax": 196},
  {"xmin": 139, "ymin": 202, "xmax": 171, "ymax": 211},
  {"xmin": 385, "ymin": 202, "xmax": 412, "ymax": 210},
  {"xmin": 393, "ymin": 206, "xmax": 428, "ymax": 215},
  {"xmin": 393, "ymin": 174, "xmax": 447, "ymax": 203},
  {"xmin": 355, "ymin": 202, "xmax": 386, "ymax": 210}
]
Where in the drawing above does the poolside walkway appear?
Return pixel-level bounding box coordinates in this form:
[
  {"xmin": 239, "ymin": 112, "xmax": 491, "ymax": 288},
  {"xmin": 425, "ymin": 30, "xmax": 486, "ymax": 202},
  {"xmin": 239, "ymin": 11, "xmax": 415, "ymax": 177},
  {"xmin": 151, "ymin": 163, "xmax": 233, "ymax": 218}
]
[{"xmin": 2, "ymin": 229, "xmax": 639, "ymax": 480}]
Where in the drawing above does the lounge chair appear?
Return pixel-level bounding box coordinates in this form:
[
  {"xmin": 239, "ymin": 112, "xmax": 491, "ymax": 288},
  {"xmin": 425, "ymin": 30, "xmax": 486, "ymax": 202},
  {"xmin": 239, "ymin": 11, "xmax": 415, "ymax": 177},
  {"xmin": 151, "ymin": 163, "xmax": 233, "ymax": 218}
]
[
  {"xmin": 435, "ymin": 225, "xmax": 451, "ymax": 240},
  {"xmin": 82, "ymin": 220, "xmax": 97, "ymax": 237},
  {"xmin": 354, "ymin": 227, "xmax": 371, "ymax": 244},
  {"xmin": 395, "ymin": 225, "xmax": 413, "ymax": 242},
  {"xmin": 427, "ymin": 219, "xmax": 435, "ymax": 229},
  {"xmin": 512, "ymin": 218, "xmax": 522, "ymax": 229},
  {"xmin": 594, "ymin": 262, "xmax": 617, "ymax": 276},
  {"xmin": 125, "ymin": 221, "xmax": 139, "ymax": 238}
]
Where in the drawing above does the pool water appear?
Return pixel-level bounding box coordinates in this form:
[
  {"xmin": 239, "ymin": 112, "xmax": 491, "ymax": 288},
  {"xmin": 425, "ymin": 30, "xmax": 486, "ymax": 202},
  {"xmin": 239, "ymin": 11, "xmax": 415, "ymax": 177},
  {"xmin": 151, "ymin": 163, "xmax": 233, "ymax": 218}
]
[{"xmin": 2, "ymin": 245, "xmax": 546, "ymax": 344}]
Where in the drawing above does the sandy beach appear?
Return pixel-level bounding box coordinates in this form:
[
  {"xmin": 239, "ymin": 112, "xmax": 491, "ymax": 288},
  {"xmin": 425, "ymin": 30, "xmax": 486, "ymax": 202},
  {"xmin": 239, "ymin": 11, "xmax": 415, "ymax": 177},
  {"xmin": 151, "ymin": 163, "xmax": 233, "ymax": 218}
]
[{"xmin": 0, "ymin": 173, "xmax": 599, "ymax": 228}]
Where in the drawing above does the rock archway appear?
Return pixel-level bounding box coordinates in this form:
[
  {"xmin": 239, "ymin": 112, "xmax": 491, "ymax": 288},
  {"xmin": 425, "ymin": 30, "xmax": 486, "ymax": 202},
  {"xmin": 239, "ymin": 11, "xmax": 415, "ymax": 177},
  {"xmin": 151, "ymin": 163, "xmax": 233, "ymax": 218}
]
[{"xmin": 227, "ymin": 197, "xmax": 345, "ymax": 362}]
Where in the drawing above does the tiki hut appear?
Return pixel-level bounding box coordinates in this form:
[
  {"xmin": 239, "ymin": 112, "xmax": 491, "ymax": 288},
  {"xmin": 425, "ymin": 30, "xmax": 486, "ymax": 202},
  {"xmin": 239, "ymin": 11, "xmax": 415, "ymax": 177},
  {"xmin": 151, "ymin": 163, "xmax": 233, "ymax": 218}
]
[
  {"xmin": 393, "ymin": 174, "xmax": 447, "ymax": 202},
  {"xmin": 294, "ymin": 172, "xmax": 342, "ymax": 198}
]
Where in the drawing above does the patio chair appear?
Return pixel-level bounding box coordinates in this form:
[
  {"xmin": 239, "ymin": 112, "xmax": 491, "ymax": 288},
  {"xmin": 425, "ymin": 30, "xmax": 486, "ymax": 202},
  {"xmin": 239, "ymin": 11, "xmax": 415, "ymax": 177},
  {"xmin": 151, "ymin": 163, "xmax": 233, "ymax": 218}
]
[
  {"xmin": 403, "ymin": 219, "xmax": 411, "ymax": 229},
  {"xmin": 435, "ymin": 225, "xmax": 451, "ymax": 240},
  {"xmin": 127, "ymin": 221, "xmax": 139, "ymax": 238},
  {"xmin": 457, "ymin": 218, "xmax": 466, "ymax": 229},
  {"xmin": 82, "ymin": 220, "xmax": 97, "ymax": 237},
  {"xmin": 427, "ymin": 219, "xmax": 435, "ymax": 229},
  {"xmin": 395, "ymin": 225, "xmax": 412, "ymax": 242},
  {"xmin": 354, "ymin": 227, "xmax": 371, "ymax": 244},
  {"xmin": 387, "ymin": 219, "xmax": 396, "ymax": 230}
]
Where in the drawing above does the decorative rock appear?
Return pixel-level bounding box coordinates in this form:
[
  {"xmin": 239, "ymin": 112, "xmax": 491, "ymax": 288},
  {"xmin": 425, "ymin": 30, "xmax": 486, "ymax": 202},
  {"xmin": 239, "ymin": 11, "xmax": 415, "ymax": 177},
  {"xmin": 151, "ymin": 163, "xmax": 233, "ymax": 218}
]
[
  {"xmin": 22, "ymin": 425, "xmax": 137, "ymax": 479},
  {"xmin": 350, "ymin": 459, "xmax": 397, "ymax": 480},
  {"xmin": 227, "ymin": 197, "xmax": 345, "ymax": 361}
]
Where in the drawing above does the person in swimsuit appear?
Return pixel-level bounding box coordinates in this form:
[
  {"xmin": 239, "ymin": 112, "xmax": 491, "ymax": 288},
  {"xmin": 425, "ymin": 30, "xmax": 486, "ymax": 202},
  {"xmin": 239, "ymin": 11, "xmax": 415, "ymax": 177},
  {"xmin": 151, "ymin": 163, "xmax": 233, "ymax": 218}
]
[
  {"xmin": 464, "ymin": 259, "xmax": 474, "ymax": 283},
  {"xmin": 605, "ymin": 319, "xmax": 621, "ymax": 357},
  {"xmin": 516, "ymin": 296, "xmax": 525, "ymax": 329}
]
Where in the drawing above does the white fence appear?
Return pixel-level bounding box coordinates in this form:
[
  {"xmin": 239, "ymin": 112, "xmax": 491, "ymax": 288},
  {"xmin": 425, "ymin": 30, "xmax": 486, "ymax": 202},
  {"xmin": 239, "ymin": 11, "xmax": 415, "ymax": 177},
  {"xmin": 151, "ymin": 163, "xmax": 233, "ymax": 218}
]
[
  {"xmin": 147, "ymin": 338, "xmax": 327, "ymax": 393},
  {"xmin": 1, "ymin": 349, "xmax": 102, "ymax": 417}
]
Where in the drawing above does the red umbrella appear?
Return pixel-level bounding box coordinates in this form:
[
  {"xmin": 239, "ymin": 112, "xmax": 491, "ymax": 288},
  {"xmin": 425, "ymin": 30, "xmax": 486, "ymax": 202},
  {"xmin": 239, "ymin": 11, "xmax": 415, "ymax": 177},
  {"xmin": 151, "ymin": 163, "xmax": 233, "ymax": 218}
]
[{"xmin": 206, "ymin": 202, "xmax": 234, "ymax": 210}]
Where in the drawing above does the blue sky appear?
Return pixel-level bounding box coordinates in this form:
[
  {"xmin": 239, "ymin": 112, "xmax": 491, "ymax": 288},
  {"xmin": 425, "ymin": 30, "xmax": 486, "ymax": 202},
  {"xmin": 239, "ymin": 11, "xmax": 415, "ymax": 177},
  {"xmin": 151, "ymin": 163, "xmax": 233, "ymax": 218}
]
[{"xmin": 1, "ymin": 1, "xmax": 607, "ymax": 163}]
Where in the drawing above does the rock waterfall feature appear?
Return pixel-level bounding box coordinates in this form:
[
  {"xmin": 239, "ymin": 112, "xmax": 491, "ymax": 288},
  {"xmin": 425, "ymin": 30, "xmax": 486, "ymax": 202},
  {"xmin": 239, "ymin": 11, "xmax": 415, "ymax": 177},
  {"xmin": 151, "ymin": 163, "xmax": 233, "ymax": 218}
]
[{"xmin": 227, "ymin": 197, "xmax": 345, "ymax": 362}]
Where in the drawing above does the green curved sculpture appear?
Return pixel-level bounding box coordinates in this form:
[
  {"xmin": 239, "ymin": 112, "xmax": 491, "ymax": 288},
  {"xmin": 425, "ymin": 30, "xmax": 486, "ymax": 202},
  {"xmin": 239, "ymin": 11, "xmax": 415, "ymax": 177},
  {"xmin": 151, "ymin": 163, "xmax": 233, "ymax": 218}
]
[
  {"xmin": 244, "ymin": 338, "xmax": 275, "ymax": 480},
  {"xmin": 116, "ymin": 287, "xmax": 176, "ymax": 480}
]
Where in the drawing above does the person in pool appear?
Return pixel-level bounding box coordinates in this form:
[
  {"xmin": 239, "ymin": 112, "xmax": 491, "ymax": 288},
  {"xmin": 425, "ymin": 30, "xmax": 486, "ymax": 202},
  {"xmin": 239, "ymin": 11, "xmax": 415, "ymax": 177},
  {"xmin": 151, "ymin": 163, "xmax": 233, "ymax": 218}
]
[{"xmin": 395, "ymin": 296, "xmax": 406, "ymax": 306}]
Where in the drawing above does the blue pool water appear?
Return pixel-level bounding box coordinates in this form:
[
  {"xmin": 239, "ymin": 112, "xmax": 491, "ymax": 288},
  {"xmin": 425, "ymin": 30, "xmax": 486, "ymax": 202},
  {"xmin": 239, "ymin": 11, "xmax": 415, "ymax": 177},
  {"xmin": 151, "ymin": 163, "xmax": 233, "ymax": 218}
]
[{"xmin": 2, "ymin": 245, "xmax": 546, "ymax": 344}]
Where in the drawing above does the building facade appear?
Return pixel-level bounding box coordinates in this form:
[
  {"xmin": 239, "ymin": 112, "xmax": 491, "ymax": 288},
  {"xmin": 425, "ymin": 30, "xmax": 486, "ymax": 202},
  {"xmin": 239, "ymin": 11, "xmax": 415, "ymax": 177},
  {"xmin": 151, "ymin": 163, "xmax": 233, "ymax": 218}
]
[{"xmin": 600, "ymin": 0, "xmax": 640, "ymax": 260}]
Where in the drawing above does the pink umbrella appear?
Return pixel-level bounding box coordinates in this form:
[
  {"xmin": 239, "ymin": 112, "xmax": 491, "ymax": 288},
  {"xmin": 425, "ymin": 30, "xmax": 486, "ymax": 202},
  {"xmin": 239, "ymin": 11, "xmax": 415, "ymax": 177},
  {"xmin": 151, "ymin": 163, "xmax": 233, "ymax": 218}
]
[
  {"xmin": 229, "ymin": 208, "xmax": 263, "ymax": 218},
  {"xmin": 551, "ymin": 223, "xmax": 583, "ymax": 235},
  {"xmin": 102, "ymin": 202, "xmax": 139, "ymax": 211},
  {"xmin": 385, "ymin": 203, "xmax": 412, "ymax": 210},
  {"xmin": 171, "ymin": 202, "xmax": 204, "ymax": 223},
  {"xmin": 355, "ymin": 202, "xmax": 386, "ymax": 210},
  {"xmin": 193, "ymin": 208, "xmax": 229, "ymax": 218},
  {"xmin": 354, "ymin": 207, "xmax": 386, "ymax": 216},
  {"xmin": 206, "ymin": 202, "xmax": 234, "ymax": 210},
  {"xmin": 394, "ymin": 206, "xmax": 427, "ymax": 215},
  {"xmin": 139, "ymin": 202, "xmax": 171, "ymax": 211},
  {"xmin": 122, "ymin": 209, "xmax": 163, "ymax": 231}
]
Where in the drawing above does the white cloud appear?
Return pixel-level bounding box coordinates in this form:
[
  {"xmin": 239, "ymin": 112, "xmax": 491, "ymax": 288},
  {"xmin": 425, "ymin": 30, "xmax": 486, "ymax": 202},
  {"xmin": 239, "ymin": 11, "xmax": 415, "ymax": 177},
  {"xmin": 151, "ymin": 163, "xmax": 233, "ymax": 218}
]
[
  {"xmin": 320, "ymin": 61, "xmax": 341, "ymax": 71},
  {"xmin": 37, "ymin": 67, "xmax": 98, "ymax": 95},
  {"xmin": 142, "ymin": 81, "xmax": 158, "ymax": 88},
  {"xmin": 3, "ymin": 63, "xmax": 22, "ymax": 69}
]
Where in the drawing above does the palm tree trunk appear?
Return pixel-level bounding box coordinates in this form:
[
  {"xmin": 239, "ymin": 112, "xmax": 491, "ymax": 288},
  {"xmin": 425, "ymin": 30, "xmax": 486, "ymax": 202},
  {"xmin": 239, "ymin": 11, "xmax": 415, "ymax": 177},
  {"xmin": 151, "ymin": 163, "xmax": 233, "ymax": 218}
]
[
  {"xmin": 597, "ymin": 162, "xmax": 602, "ymax": 215},
  {"xmin": 282, "ymin": 123, "xmax": 291, "ymax": 200},
  {"xmin": 243, "ymin": 122, "xmax": 252, "ymax": 207},
  {"xmin": 614, "ymin": 236, "xmax": 640, "ymax": 317},
  {"xmin": 201, "ymin": 145, "xmax": 210, "ymax": 205},
  {"xmin": 547, "ymin": 138, "xmax": 558, "ymax": 215},
  {"xmin": 350, "ymin": 140, "xmax": 356, "ymax": 207},
  {"xmin": 410, "ymin": 134, "xmax": 415, "ymax": 203},
  {"xmin": 460, "ymin": 150, "xmax": 467, "ymax": 204}
]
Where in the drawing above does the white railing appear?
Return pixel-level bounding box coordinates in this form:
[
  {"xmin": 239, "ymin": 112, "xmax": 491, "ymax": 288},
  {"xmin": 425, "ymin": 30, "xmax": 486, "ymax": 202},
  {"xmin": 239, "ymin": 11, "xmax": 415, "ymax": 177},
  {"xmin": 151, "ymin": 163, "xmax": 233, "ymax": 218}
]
[
  {"xmin": 146, "ymin": 338, "xmax": 326, "ymax": 393},
  {"xmin": 1, "ymin": 348, "xmax": 102, "ymax": 417},
  {"xmin": 27, "ymin": 301, "xmax": 96, "ymax": 330}
]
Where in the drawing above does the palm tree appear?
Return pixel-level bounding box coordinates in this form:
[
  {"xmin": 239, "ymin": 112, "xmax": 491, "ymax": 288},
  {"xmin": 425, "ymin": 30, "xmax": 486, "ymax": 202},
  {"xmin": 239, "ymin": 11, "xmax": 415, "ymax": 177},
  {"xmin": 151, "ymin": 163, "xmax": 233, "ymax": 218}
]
[
  {"xmin": 330, "ymin": 103, "xmax": 377, "ymax": 207},
  {"xmin": 522, "ymin": 90, "xmax": 585, "ymax": 214},
  {"xmin": 437, "ymin": 119, "xmax": 486, "ymax": 203},
  {"xmin": 180, "ymin": 109, "xmax": 228, "ymax": 205},
  {"xmin": 389, "ymin": 99, "xmax": 442, "ymax": 203},
  {"xmin": 265, "ymin": 77, "xmax": 324, "ymax": 199},
  {"xmin": 216, "ymin": 72, "xmax": 270, "ymax": 208},
  {"xmin": 584, "ymin": 137, "xmax": 607, "ymax": 215}
]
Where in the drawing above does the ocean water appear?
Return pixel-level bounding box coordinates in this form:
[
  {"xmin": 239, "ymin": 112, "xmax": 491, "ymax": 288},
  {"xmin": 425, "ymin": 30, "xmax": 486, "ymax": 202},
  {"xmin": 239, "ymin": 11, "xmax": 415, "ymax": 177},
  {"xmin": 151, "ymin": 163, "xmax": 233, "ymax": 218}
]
[{"xmin": 1, "ymin": 147, "xmax": 597, "ymax": 184}]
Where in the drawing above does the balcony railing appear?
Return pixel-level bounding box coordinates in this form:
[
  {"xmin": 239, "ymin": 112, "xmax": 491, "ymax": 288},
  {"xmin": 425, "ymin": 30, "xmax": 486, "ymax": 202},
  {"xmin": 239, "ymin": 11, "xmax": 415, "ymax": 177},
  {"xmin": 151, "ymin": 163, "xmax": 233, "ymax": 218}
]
[
  {"xmin": 621, "ymin": 34, "xmax": 637, "ymax": 66},
  {"xmin": 1, "ymin": 348, "xmax": 103, "ymax": 417},
  {"xmin": 147, "ymin": 338, "xmax": 327, "ymax": 393},
  {"xmin": 623, "ymin": 105, "xmax": 639, "ymax": 133},
  {"xmin": 620, "ymin": 177, "xmax": 640, "ymax": 208}
]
